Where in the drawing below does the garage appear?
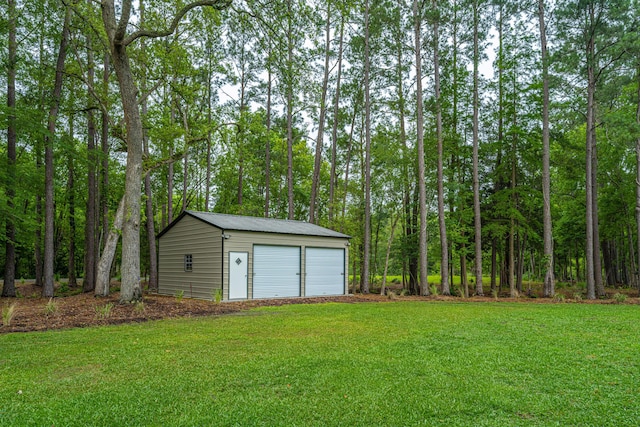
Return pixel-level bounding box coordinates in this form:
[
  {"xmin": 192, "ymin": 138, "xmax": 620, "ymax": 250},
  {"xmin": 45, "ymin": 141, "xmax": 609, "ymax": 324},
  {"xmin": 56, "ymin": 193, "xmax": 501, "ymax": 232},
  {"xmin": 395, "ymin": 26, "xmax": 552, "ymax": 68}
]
[
  {"xmin": 253, "ymin": 245, "xmax": 301, "ymax": 298},
  {"xmin": 305, "ymin": 248, "xmax": 345, "ymax": 296},
  {"xmin": 157, "ymin": 211, "xmax": 350, "ymax": 301}
]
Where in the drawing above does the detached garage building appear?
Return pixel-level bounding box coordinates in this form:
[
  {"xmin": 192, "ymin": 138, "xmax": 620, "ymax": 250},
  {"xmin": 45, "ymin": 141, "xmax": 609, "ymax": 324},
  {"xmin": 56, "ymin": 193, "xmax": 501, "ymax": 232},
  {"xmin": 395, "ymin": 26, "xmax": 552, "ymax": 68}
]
[{"xmin": 157, "ymin": 211, "xmax": 350, "ymax": 300}]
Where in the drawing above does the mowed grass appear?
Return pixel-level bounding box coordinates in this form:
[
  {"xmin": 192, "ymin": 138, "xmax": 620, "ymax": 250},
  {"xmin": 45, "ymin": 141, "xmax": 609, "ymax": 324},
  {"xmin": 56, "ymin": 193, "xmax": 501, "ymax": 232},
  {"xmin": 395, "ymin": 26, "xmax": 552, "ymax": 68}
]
[{"xmin": 1, "ymin": 302, "xmax": 639, "ymax": 426}]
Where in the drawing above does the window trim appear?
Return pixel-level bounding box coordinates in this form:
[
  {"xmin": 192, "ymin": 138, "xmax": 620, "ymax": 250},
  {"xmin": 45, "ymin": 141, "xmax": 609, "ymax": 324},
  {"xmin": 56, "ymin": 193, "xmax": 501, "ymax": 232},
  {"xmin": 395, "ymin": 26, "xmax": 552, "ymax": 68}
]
[{"xmin": 184, "ymin": 254, "xmax": 193, "ymax": 272}]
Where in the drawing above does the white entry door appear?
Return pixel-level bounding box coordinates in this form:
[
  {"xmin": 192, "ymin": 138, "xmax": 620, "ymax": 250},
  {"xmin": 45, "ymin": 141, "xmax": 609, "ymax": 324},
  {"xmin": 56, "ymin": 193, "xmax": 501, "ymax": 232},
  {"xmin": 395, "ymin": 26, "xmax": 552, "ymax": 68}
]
[
  {"xmin": 229, "ymin": 252, "xmax": 248, "ymax": 299},
  {"xmin": 305, "ymin": 248, "xmax": 345, "ymax": 296},
  {"xmin": 253, "ymin": 245, "xmax": 300, "ymax": 298}
]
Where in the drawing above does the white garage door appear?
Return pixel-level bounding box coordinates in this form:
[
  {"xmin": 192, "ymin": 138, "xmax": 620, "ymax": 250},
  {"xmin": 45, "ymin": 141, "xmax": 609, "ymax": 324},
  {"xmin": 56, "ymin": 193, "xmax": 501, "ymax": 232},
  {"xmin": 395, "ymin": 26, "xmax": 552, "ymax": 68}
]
[
  {"xmin": 253, "ymin": 245, "xmax": 300, "ymax": 298},
  {"xmin": 305, "ymin": 248, "xmax": 345, "ymax": 296}
]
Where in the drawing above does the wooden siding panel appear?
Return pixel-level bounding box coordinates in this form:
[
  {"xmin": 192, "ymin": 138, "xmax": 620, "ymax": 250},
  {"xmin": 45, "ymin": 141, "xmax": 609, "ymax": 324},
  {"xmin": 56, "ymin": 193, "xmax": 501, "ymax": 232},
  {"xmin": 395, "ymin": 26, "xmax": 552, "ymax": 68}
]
[{"xmin": 158, "ymin": 215, "xmax": 222, "ymax": 300}]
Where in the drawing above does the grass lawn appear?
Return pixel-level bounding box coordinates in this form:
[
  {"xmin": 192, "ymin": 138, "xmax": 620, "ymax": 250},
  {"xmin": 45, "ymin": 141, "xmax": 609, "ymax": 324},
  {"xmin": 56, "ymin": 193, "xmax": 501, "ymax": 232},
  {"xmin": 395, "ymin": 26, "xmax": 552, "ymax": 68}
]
[{"xmin": 1, "ymin": 301, "xmax": 639, "ymax": 426}]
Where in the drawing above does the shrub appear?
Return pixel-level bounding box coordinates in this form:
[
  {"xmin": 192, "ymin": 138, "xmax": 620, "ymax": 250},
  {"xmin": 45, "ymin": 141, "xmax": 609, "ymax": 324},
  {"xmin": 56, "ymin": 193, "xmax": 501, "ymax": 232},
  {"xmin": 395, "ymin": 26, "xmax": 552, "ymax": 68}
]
[
  {"xmin": 175, "ymin": 290, "xmax": 185, "ymax": 303},
  {"xmin": 613, "ymin": 293, "xmax": 627, "ymax": 304},
  {"xmin": 95, "ymin": 303, "xmax": 114, "ymax": 320},
  {"xmin": 552, "ymin": 294, "xmax": 566, "ymax": 303},
  {"xmin": 429, "ymin": 284, "xmax": 439, "ymax": 296},
  {"xmin": 44, "ymin": 298, "xmax": 58, "ymax": 316},
  {"xmin": 212, "ymin": 289, "xmax": 222, "ymax": 304},
  {"xmin": 2, "ymin": 303, "xmax": 17, "ymax": 327},
  {"xmin": 134, "ymin": 301, "xmax": 145, "ymax": 314},
  {"xmin": 57, "ymin": 282, "xmax": 69, "ymax": 295},
  {"xmin": 573, "ymin": 293, "xmax": 583, "ymax": 302}
]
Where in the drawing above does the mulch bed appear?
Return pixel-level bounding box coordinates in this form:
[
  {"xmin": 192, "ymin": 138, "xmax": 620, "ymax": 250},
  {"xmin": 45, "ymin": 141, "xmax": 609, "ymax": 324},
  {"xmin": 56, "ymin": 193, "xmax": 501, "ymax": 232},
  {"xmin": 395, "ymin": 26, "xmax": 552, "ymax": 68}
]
[{"xmin": 1, "ymin": 282, "xmax": 638, "ymax": 334}]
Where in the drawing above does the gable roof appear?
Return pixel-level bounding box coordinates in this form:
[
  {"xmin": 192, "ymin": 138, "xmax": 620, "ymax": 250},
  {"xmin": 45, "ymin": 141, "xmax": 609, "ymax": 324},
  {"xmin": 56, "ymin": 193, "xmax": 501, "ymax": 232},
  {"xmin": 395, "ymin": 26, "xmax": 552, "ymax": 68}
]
[{"xmin": 158, "ymin": 210, "xmax": 350, "ymax": 239}]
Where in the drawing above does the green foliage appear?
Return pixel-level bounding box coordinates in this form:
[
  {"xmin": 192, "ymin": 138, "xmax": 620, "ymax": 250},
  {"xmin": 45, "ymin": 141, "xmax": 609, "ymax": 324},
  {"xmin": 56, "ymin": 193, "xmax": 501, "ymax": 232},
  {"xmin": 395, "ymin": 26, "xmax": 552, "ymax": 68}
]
[
  {"xmin": 613, "ymin": 293, "xmax": 628, "ymax": 304},
  {"xmin": 2, "ymin": 303, "xmax": 17, "ymax": 327},
  {"xmin": 429, "ymin": 284, "xmax": 439, "ymax": 296},
  {"xmin": 212, "ymin": 289, "xmax": 222, "ymax": 304},
  {"xmin": 94, "ymin": 303, "xmax": 114, "ymax": 320},
  {"xmin": 133, "ymin": 301, "xmax": 145, "ymax": 314},
  {"xmin": 43, "ymin": 299, "xmax": 58, "ymax": 317},
  {"xmin": 57, "ymin": 282, "xmax": 69, "ymax": 295},
  {"xmin": 552, "ymin": 294, "xmax": 566, "ymax": 303},
  {"xmin": 175, "ymin": 290, "xmax": 184, "ymax": 303},
  {"xmin": 2, "ymin": 303, "xmax": 640, "ymax": 425}
]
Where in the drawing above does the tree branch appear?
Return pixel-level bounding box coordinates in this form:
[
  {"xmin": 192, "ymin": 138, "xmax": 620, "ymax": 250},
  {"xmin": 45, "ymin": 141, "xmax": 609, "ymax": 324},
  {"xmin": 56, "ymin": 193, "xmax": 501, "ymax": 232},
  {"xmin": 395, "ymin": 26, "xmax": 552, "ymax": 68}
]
[
  {"xmin": 115, "ymin": 0, "xmax": 132, "ymax": 44},
  {"xmin": 123, "ymin": 0, "xmax": 231, "ymax": 46}
]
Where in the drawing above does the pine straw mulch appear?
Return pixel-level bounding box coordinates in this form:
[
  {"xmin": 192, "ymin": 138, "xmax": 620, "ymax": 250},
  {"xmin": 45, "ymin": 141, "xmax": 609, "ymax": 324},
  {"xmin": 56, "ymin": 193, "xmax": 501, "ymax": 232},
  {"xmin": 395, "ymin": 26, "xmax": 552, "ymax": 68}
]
[{"xmin": 1, "ymin": 282, "xmax": 639, "ymax": 334}]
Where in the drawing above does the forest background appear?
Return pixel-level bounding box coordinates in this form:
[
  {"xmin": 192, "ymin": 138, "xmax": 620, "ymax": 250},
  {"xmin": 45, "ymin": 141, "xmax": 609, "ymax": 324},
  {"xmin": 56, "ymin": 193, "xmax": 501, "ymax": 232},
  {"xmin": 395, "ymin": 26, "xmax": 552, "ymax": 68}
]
[{"xmin": 1, "ymin": 0, "xmax": 639, "ymax": 303}]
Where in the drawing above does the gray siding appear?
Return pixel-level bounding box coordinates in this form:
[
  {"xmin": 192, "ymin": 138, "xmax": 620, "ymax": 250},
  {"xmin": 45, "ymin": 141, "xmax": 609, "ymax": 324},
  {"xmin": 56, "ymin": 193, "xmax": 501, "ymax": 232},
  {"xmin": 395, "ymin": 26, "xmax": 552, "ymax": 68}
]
[
  {"xmin": 222, "ymin": 231, "xmax": 349, "ymax": 300},
  {"xmin": 158, "ymin": 215, "xmax": 222, "ymax": 299}
]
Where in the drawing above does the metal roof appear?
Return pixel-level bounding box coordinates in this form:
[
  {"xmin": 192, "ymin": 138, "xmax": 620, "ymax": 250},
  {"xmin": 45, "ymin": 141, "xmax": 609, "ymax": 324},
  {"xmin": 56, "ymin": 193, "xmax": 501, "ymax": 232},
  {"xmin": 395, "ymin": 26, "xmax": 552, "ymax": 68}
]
[{"xmin": 174, "ymin": 211, "xmax": 350, "ymax": 239}]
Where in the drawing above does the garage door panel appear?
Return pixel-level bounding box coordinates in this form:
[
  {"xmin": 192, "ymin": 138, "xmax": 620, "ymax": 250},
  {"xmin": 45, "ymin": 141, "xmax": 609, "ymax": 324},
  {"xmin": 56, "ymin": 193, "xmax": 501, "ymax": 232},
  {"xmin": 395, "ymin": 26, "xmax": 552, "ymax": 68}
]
[
  {"xmin": 305, "ymin": 248, "xmax": 345, "ymax": 296},
  {"xmin": 253, "ymin": 245, "xmax": 300, "ymax": 298}
]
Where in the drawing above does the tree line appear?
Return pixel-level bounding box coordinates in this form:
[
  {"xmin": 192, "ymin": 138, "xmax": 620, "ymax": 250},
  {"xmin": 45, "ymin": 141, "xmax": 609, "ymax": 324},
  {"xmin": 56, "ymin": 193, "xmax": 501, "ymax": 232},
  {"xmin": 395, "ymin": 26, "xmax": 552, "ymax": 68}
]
[{"xmin": 1, "ymin": 0, "xmax": 639, "ymax": 302}]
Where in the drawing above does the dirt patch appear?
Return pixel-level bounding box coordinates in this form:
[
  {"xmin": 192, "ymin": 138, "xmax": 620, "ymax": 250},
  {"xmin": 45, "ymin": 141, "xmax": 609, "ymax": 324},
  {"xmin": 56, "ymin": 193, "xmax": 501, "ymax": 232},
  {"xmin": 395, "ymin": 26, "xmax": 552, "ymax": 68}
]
[{"xmin": 1, "ymin": 282, "xmax": 638, "ymax": 334}]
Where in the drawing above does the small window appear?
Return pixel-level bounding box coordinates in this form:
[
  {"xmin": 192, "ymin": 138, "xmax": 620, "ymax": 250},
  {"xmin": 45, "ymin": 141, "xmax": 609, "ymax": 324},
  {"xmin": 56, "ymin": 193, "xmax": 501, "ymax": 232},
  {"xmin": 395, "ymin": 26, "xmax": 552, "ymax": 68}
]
[{"xmin": 184, "ymin": 254, "xmax": 193, "ymax": 272}]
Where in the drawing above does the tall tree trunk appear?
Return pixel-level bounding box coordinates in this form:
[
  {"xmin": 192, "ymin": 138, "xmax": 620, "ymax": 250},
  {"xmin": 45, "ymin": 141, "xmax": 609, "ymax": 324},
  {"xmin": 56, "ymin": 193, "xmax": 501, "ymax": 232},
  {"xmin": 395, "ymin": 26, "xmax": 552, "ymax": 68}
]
[
  {"xmin": 509, "ymin": 71, "xmax": 518, "ymax": 298},
  {"xmin": 237, "ymin": 147, "xmax": 243, "ymax": 208},
  {"xmin": 140, "ymin": 4, "xmax": 157, "ymax": 292},
  {"xmin": 102, "ymin": 1, "xmax": 145, "ymax": 302},
  {"xmin": 205, "ymin": 43, "xmax": 213, "ymax": 212},
  {"xmin": 101, "ymin": 0, "xmax": 230, "ymax": 302},
  {"xmin": 626, "ymin": 220, "xmax": 636, "ymax": 289},
  {"xmin": 84, "ymin": 30, "xmax": 98, "ymax": 293},
  {"xmin": 2, "ymin": 0, "xmax": 17, "ymax": 297},
  {"xmin": 182, "ymin": 107, "xmax": 190, "ymax": 212},
  {"xmin": 362, "ymin": 0, "xmax": 372, "ymax": 293},
  {"xmin": 592, "ymin": 136, "xmax": 605, "ymax": 296},
  {"xmin": 95, "ymin": 198, "xmax": 125, "ymax": 296},
  {"xmin": 35, "ymin": 190, "xmax": 43, "ymax": 287},
  {"xmin": 490, "ymin": 238, "xmax": 497, "ymax": 293},
  {"xmin": 433, "ymin": 0, "xmax": 449, "ymax": 295},
  {"xmin": 636, "ymin": 63, "xmax": 640, "ymax": 295},
  {"xmin": 329, "ymin": 16, "xmax": 344, "ymax": 225},
  {"xmin": 496, "ymin": 2, "xmax": 505, "ymax": 297},
  {"xmin": 585, "ymin": 4, "xmax": 596, "ymax": 299},
  {"xmin": 183, "ymin": 148, "xmax": 189, "ymax": 211},
  {"xmin": 395, "ymin": 0, "xmax": 412, "ymax": 292},
  {"xmin": 472, "ymin": 0, "xmax": 483, "ymax": 295},
  {"xmin": 340, "ymin": 101, "xmax": 358, "ymax": 232},
  {"xmin": 517, "ymin": 233, "xmax": 526, "ymax": 293},
  {"xmin": 414, "ymin": 0, "xmax": 429, "ymax": 296},
  {"xmin": 410, "ymin": 187, "xmax": 420, "ymax": 295},
  {"xmin": 380, "ymin": 213, "xmax": 400, "ymax": 296},
  {"xmin": 168, "ymin": 150, "xmax": 174, "ymax": 221},
  {"xmin": 101, "ymin": 53, "xmax": 110, "ymax": 249},
  {"xmin": 43, "ymin": 6, "xmax": 71, "ymax": 298},
  {"xmin": 309, "ymin": 3, "xmax": 332, "ymax": 224},
  {"xmin": 143, "ymin": 164, "xmax": 157, "ymax": 291},
  {"xmin": 67, "ymin": 118, "xmax": 77, "ymax": 287},
  {"xmin": 460, "ymin": 248, "xmax": 468, "ymax": 297},
  {"xmin": 34, "ymin": 8, "xmax": 47, "ymax": 288},
  {"xmin": 286, "ymin": 0, "xmax": 295, "ymax": 220},
  {"xmin": 539, "ymin": 0, "xmax": 554, "ymax": 297},
  {"xmin": 265, "ymin": 54, "xmax": 272, "ymax": 217}
]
